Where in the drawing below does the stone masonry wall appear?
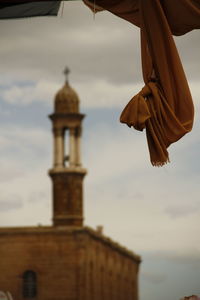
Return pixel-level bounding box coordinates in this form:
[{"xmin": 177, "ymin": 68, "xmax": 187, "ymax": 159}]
[
  {"xmin": 81, "ymin": 230, "xmax": 140, "ymax": 300},
  {"xmin": 0, "ymin": 227, "xmax": 82, "ymax": 300},
  {"xmin": 0, "ymin": 227, "xmax": 140, "ymax": 300}
]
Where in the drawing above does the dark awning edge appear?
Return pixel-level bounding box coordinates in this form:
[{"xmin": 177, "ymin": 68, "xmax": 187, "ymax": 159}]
[{"xmin": 0, "ymin": 1, "xmax": 61, "ymax": 19}]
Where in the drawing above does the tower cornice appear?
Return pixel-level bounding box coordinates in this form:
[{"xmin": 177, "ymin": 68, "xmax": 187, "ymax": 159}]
[{"xmin": 49, "ymin": 167, "xmax": 87, "ymax": 176}]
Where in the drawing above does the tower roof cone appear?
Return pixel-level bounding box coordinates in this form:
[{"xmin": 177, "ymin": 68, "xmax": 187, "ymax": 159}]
[{"xmin": 54, "ymin": 67, "xmax": 79, "ymax": 114}]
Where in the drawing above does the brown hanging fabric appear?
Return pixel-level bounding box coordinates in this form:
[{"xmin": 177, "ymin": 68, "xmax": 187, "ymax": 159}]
[{"xmin": 83, "ymin": 0, "xmax": 200, "ymax": 166}]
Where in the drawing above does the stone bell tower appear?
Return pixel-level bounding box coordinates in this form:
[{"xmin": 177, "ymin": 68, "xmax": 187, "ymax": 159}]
[{"xmin": 49, "ymin": 68, "xmax": 87, "ymax": 227}]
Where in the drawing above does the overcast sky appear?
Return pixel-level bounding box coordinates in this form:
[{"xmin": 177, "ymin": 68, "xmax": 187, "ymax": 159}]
[{"xmin": 0, "ymin": 2, "xmax": 200, "ymax": 300}]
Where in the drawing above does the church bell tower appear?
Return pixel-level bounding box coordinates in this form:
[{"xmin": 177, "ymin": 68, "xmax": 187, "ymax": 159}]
[{"xmin": 49, "ymin": 68, "xmax": 87, "ymax": 227}]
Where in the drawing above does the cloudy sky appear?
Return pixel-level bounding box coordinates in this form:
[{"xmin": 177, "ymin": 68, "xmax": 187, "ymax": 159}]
[{"xmin": 0, "ymin": 2, "xmax": 200, "ymax": 300}]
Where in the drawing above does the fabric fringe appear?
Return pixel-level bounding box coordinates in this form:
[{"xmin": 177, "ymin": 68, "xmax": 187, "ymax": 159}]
[{"xmin": 151, "ymin": 159, "xmax": 170, "ymax": 167}]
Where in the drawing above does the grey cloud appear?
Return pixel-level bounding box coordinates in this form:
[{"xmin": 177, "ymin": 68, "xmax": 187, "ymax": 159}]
[
  {"xmin": 0, "ymin": 1, "xmax": 198, "ymax": 88},
  {"xmin": 0, "ymin": 195, "xmax": 23, "ymax": 212},
  {"xmin": 0, "ymin": 126, "xmax": 51, "ymax": 179},
  {"xmin": 116, "ymin": 191, "xmax": 144, "ymax": 201},
  {"xmin": 149, "ymin": 251, "xmax": 200, "ymax": 266},
  {"xmin": 165, "ymin": 203, "xmax": 200, "ymax": 219},
  {"xmin": 28, "ymin": 191, "xmax": 48, "ymax": 203},
  {"xmin": 0, "ymin": 79, "xmax": 60, "ymax": 106},
  {"xmin": 141, "ymin": 271, "xmax": 167, "ymax": 284},
  {"xmin": 169, "ymin": 254, "xmax": 200, "ymax": 266},
  {"xmin": 0, "ymin": 3, "xmax": 141, "ymax": 85},
  {"xmin": 175, "ymin": 31, "xmax": 200, "ymax": 81},
  {"xmin": 132, "ymin": 192, "xmax": 144, "ymax": 200},
  {"xmin": 0, "ymin": 159, "xmax": 25, "ymax": 183}
]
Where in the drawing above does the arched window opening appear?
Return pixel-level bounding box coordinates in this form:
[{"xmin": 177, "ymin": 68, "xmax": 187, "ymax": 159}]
[
  {"xmin": 64, "ymin": 129, "xmax": 70, "ymax": 167},
  {"xmin": 23, "ymin": 270, "xmax": 37, "ymax": 298}
]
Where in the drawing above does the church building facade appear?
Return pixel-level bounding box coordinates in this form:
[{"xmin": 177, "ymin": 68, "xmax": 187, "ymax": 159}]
[{"xmin": 0, "ymin": 72, "xmax": 141, "ymax": 300}]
